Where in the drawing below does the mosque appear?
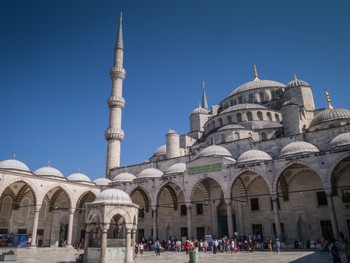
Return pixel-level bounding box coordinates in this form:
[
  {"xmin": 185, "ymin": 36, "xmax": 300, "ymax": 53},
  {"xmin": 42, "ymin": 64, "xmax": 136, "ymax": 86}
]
[{"xmin": 1, "ymin": 12, "xmax": 350, "ymax": 251}]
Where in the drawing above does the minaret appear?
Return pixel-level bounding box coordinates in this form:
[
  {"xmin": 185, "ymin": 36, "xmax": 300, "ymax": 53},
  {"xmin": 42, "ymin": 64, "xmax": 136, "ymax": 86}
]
[
  {"xmin": 202, "ymin": 81, "xmax": 208, "ymax": 109},
  {"xmin": 105, "ymin": 12, "xmax": 126, "ymax": 177}
]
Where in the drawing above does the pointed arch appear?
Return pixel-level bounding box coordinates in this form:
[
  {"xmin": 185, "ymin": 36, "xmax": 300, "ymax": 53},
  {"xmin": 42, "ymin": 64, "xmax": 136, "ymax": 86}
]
[
  {"xmin": 0, "ymin": 178, "xmax": 39, "ymax": 206},
  {"xmin": 76, "ymin": 191, "xmax": 97, "ymax": 213},
  {"xmin": 156, "ymin": 183, "xmax": 180, "ymax": 211},
  {"xmin": 129, "ymin": 186, "xmax": 151, "ymax": 213}
]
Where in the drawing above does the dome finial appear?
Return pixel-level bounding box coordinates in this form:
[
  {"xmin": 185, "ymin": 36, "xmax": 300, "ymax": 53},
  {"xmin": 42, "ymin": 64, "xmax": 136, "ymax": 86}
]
[
  {"xmin": 13, "ymin": 153, "xmax": 16, "ymax": 160},
  {"xmin": 253, "ymin": 64, "xmax": 259, "ymax": 80},
  {"xmin": 294, "ymin": 74, "xmax": 297, "ymax": 80},
  {"xmin": 48, "ymin": 159, "xmax": 51, "ymax": 167},
  {"xmin": 325, "ymin": 89, "xmax": 333, "ymax": 109}
]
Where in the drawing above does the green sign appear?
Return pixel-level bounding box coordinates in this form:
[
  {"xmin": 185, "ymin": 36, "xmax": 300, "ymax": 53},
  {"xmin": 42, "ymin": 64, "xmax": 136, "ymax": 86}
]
[{"xmin": 188, "ymin": 163, "xmax": 222, "ymax": 175}]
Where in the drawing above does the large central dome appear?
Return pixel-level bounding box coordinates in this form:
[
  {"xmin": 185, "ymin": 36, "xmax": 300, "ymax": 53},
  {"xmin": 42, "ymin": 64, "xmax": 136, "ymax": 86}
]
[{"xmin": 229, "ymin": 79, "xmax": 285, "ymax": 96}]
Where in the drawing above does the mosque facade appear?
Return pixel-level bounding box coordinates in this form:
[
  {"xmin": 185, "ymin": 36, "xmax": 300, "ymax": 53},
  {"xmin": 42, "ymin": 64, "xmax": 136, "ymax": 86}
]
[{"xmin": 1, "ymin": 13, "xmax": 350, "ymax": 250}]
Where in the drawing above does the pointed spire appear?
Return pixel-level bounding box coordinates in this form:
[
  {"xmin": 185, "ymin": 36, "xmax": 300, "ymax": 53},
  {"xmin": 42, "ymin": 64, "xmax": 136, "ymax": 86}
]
[
  {"xmin": 13, "ymin": 153, "xmax": 16, "ymax": 160},
  {"xmin": 325, "ymin": 89, "xmax": 333, "ymax": 109},
  {"xmin": 294, "ymin": 74, "xmax": 297, "ymax": 80},
  {"xmin": 48, "ymin": 159, "xmax": 51, "ymax": 167},
  {"xmin": 253, "ymin": 64, "xmax": 259, "ymax": 80},
  {"xmin": 202, "ymin": 81, "xmax": 208, "ymax": 109},
  {"xmin": 115, "ymin": 12, "xmax": 124, "ymax": 50}
]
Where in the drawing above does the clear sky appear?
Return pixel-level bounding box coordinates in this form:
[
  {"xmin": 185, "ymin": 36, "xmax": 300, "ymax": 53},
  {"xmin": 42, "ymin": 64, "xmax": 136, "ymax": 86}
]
[{"xmin": 1, "ymin": 0, "xmax": 350, "ymax": 180}]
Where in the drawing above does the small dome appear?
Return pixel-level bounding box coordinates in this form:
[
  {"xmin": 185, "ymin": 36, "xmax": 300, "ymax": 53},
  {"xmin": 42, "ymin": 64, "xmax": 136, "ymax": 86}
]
[
  {"xmin": 138, "ymin": 168, "xmax": 163, "ymax": 179},
  {"xmin": 34, "ymin": 166, "xmax": 64, "ymax": 178},
  {"xmin": 218, "ymin": 124, "xmax": 246, "ymax": 131},
  {"xmin": 221, "ymin": 104, "xmax": 266, "ymax": 114},
  {"xmin": 67, "ymin": 172, "xmax": 91, "ymax": 182},
  {"xmin": 309, "ymin": 108, "xmax": 350, "ymax": 130},
  {"xmin": 0, "ymin": 159, "xmax": 30, "ymax": 171},
  {"xmin": 229, "ymin": 79, "xmax": 285, "ymax": 96},
  {"xmin": 93, "ymin": 189, "xmax": 132, "ymax": 204},
  {"xmin": 93, "ymin": 178, "xmax": 111, "ymax": 186},
  {"xmin": 282, "ymin": 101, "xmax": 298, "ymax": 107},
  {"xmin": 198, "ymin": 145, "xmax": 232, "ymax": 158},
  {"xmin": 152, "ymin": 145, "xmax": 166, "ymax": 157},
  {"xmin": 286, "ymin": 78, "xmax": 310, "ymax": 88},
  {"xmin": 165, "ymin": 163, "xmax": 186, "ymax": 174},
  {"xmin": 237, "ymin": 150, "xmax": 272, "ymax": 164},
  {"xmin": 329, "ymin": 133, "xmax": 350, "ymax": 149},
  {"xmin": 113, "ymin": 172, "xmax": 136, "ymax": 182},
  {"xmin": 191, "ymin": 106, "xmax": 209, "ymax": 115},
  {"xmin": 280, "ymin": 142, "xmax": 319, "ymax": 157}
]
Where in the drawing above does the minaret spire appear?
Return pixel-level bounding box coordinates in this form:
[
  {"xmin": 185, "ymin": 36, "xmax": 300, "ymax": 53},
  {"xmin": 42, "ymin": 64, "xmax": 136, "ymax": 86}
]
[
  {"xmin": 253, "ymin": 64, "xmax": 259, "ymax": 80},
  {"xmin": 202, "ymin": 81, "xmax": 208, "ymax": 109},
  {"xmin": 325, "ymin": 89, "xmax": 333, "ymax": 109},
  {"xmin": 105, "ymin": 12, "xmax": 126, "ymax": 177}
]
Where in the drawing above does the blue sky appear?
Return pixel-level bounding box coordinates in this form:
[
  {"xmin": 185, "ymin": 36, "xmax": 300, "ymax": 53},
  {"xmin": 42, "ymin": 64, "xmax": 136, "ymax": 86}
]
[{"xmin": 1, "ymin": 0, "xmax": 350, "ymax": 180}]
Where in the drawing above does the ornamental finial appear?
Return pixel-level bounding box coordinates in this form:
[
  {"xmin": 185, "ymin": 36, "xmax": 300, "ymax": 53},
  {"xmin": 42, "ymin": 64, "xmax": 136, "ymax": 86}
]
[
  {"xmin": 13, "ymin": 153, "xmax": 16, "ymax": 160},
  {"xmin": 120, "ymin": 11, "xmax": 123, "ymax": 23},
  {"xmin": 48, "ymin": 159, "xmax": 51, "ymax": 167},
  {"xmin": 294, "ymin": 74, "xmax": 297, "ymax": 80},
  {"xmin": 253, "ymin": 64, "xmax": 259, "ymax": 80},
  {"xmin": 325, "ymin": 89, "xmax": 333, "ymax": 109}
]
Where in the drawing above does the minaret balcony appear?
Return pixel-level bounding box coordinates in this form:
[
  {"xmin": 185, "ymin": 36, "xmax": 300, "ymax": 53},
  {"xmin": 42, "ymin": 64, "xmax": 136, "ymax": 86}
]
[
  {"xmin": 110, "ymin": 67, "xmax": 126, "ymax": 80},
  {"xmin": 105, "ymin": 128, "xmax": 124, "ymax": 141},
  {"xmin": 108, "ymin": 96, "xmax": 125, "ymax": 109}
]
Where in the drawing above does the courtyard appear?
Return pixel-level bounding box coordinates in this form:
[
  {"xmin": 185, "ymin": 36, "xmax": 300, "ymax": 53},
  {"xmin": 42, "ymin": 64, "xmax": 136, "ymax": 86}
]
[{"xmin": 13, "ymin": 248, "xmax": 347, "ymax": 263}]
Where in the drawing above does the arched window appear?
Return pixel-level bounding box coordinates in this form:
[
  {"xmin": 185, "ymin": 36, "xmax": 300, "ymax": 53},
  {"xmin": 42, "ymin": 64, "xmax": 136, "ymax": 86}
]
[
  {"xmin": 211, "ymin": 122, "xmax": 216, "ymax": 129},
  {"xmin": 248, "ymin": 94, "xmax": 253, "ymax": 103},
  {"xmin": 236, "ymin": 113, "xmax": 242, "ymax": 122},
  {"xmin": 227, "ymin": 116, "xmax": 232, "ymax": 124},
  {"xmin": 218, "ymin": 118, "xmax": 223, "ymax": 126},
  {"xmin": 257, "ymin": 111, "xmax": 263, "ymax": 121},
  {"xmin": 233, "ymin": 99, "xmax": 237, "ymax": 105},
  {"xmin": 230, "ymin": 100, "xmax": 233, "ymax": 106},
  {"xmin": 275, "ymin": 114, "xmax": 280, "ymax": 122},
  {"xmin": 261, "ymin": 132, "xmax": 267, "ymax": 140},
  {"xmin": 220, "ymin": 134, "xmax": 225, "ymax": 143},
  {"xmin": 0, "ymin": 196, "xmax": 12, "ymax": 218},
  {"xmin": 247, "ymin": 111, "xmax": 253, "ymax": 121},
  {"xmin": 238, "ymin": 97, "xmax": 243, "ymax": 103},
  {"xmin": 259, "ymin": 92, "xmax": 264, "ymax": 102},
  {"xmin": 234, "ymin": 132, "xmax": 240, "ymax": 140},
  {"xmin": 267, "ymin": 112, "xmax": 272, "ymax": 121}
]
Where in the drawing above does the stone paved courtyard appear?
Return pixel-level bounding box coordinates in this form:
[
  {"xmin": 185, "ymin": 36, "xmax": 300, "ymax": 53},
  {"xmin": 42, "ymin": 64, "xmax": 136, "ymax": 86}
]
[{"xmin": 14, "ymin": 248, "xmax": 347, "ymax": 263}]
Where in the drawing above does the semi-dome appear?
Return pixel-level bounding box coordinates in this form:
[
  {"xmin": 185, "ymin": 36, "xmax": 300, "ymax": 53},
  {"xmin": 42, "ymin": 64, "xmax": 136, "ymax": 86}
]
[
  {"xmin": 112, "ymin": 172, "xmax": 136, "ymax": 182},
  {"xmin": 93, "ymin": 189, "xmax": 132, "ymax": 204},
  {"xmin": 191, "ymin": 106, "xmax": 209, "ymax": 115},
  {"xmin": 198, "ymin": 145, "xmax": 232, "ymax": 158},
  {"xmin": 138, "ymin": 168, "xmax": 163, "ymax": 179},
  {"xmin": 229, "ymin": 79, "xmax": 285, "ymax": 96},
  {"xmin": 218, "ymin": 124, "xmax": 246, "ymax": 131},
  {"xmin": 165, "ymin": 163, "xmax": 186, "ymax": 174},
  {"xmin": 34, "ymin": 166, "xmax": 64, "ymax": 178},
  {"xmin": 280, "ymin": 141, "xmax": 319, "ymax": 157},
  {"xmin": 0, "ymin": 159, "xmax": 30, "ymax": 171},
  {"xmin": 152, "ymin": 145, "xmax": 166, "ymax": 157},
  {"xmin": 67, "ymin": 172, "xmax": 91, "ymax": 182},
  {"xmin": 309, "ymin": 108, "xmax": 350, "ymax": 130},
  {"xmin": 286, "ymin": 77, "xmax": 310, "ymax": 89},
  {"xmin": 237, "ymin": 150, "xmax": 272, "ymax": 164},
  {"xmin": 221, "ymin": 104, "xmax": 266, "ymax": 114},
  {"xmin": 329, "ymin": 133, "xmax": 350, "ymax": 149},
  {"xmin": 93, "ymin": 178, "xmax": 112, "ymax": 186}
]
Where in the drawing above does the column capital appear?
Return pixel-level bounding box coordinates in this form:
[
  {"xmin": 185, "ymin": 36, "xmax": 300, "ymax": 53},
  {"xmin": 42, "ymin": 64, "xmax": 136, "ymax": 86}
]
[
  {"xmin": 151, "ymin": 205, "xmax": 158, "ymax": 211},
  {"xmin": 100, "ymin": 223, "xmax": 110, "ymax": 232},
  {"xmin": 68, "ymin": 208, "xmax": 76, "ymax": 214},
  {"xmin": 34, "ymin": 205, "xmax": 41, "ymax": 212},
  {"xmin": 225, "ymin": 199, "xmax": 232, "ymax": 206},
  {"xmin": 271, "ymin": 194, "xmax": 279, "ymax": 201},
  {"xmin": 186, "ymin": 203, "xmax": 192, "ymax": 209}
]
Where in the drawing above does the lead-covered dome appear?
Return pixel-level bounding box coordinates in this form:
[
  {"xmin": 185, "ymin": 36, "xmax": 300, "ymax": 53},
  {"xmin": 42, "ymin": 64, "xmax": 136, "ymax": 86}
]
[
  {"xmin": 137, "ymin": 168, "xmax": 163, "ymax": 179},
  {"xmin": 198, "ymin": 145, "xmax": 232, "ymax": 158},
  {"xmin": 67, "ymin": 172, "xmax": 91, "ymax": 182},
  {"xmin": 113, "ymin": 172, "xmax": 136, "ymax": 182},
  {"xmin": 279, "ymin": 142, "xmax": 319, "ymax": 157},
  {"xmin": 191, "ymin": 106, "xmax": 209, "ymax": 115},
  {"xmin": 34, "ymin": 166, "xmax": 64, "ymax": 178},
  {"xmin": 165, "ymin": 163, "xmax": 186, "ymax": 174},
  {"xmin": 229, "ymin": 79, "xmax": 285, "ymax": 96},
  {"xmin": 152, "ymin": 145, "xmax": 166, "ymax": 157},
  {"xmin": 329, "ymin": 133, "xmax": 350, "ymax": 149},
  {"xmin": 93, "ymin": 178, "xmax": 112, "ymax": 186},
  {"xmin": 286, "ymin": 77, "xmax": 310, "ymax": 89},
  {"xmin": 221, "ymin": 104, "xmax": 266, "ymax": 114},
  {"xmin": 93, "ymin": 189, "xmax": 132, "ymax": 204},
  {"xmin": 218, "ymin": 124, "xmax": 246, "ymax": 131},
  {"xmin": 0, "ymin": 159, "xmax": 30, "ymax": 171},
  {"xmin": 237, "ymin": 150, "xmax": 272, "ymax": 164},
  {"xmin": 309, "ymin": 108, "xmax": 350, "ymax": 131}
]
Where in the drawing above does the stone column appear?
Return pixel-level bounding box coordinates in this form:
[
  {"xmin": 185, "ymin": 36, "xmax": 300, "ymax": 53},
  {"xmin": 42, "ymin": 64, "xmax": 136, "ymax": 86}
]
[
  {"xmin": 186, "ymin": 204, "xmax": 192, "ymax": 239},
  {"xmin": 83, "ymin": 227, "xmax": 90, "ymax": 263},
  {"xmin": 100, "ymin": 226, "xmax": 108, "ymax": 263},
  {"xmin": 125, "ymin": 228, "xmax": 132, "ymax": 263},
  {"xmin": 326, "ymin": 190, "xmax": 339, "ymax": 238},
  {"xmin": 152, "ymin": 206, "xmax": 158, "ymax": 240},
  {"xmin": 225, "ymin": 200, "xmax": 233, "ymax": 238},
  {"xmin": 237, "ymin": 202, "xmax": 244, "ymax": 235},
  {"xmin": 211, "ymin": 201, "xmax": 218, "ymax": 237},
  {"xmin": 132, "ymin": 229, "xmax": 136, "ymax": 259},
  {"xmin": 30, "ymin": 205, "xmax": 41, "ymax": 247},
  {"xmin": 272, "ymin": 195, "xmax": 281, "ymax": 239},
  {"xmin": 66, "ymin": 208, "xmax": 75, "ymax": 248}
]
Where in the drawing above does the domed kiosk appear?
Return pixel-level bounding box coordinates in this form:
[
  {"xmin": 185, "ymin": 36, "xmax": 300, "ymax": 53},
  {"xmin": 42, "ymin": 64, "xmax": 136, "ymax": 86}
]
[{"xmin": 85, "ymin": 189, "xmax": 139, "ymax": 263}]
